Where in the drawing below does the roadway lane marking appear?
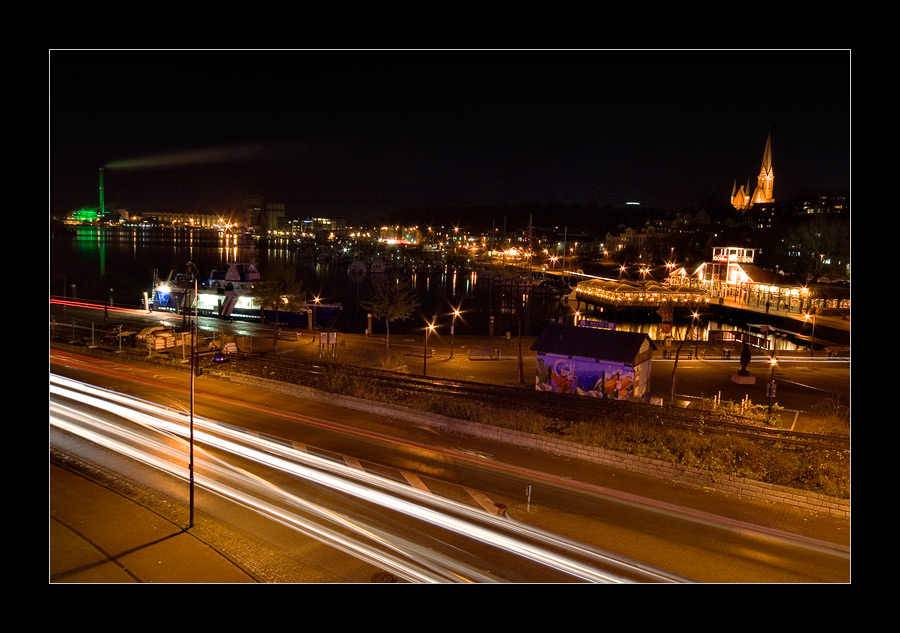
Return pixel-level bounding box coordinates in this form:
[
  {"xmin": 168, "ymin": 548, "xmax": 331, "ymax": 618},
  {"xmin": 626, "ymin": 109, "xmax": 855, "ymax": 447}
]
[
  {"xmin": 344, "ymin": 456, "xmax": 365, "ymax": 471},
  {"xmin": 465, "ymin": 487, "xmax": 503, "ymax": 515},
  {"xmin": 401, "ymin": 471, "xmax": 432, "ymax": 494},
  {"xmin": 780, "ymin": 378, "xmax": 827, "ymax": 392}
]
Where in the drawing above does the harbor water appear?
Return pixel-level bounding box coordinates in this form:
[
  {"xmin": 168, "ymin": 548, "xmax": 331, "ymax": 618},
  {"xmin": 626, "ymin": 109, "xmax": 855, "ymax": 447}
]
[{"xmin": 50, "ymin": 226, "xmax": 812, "ymax": 350}]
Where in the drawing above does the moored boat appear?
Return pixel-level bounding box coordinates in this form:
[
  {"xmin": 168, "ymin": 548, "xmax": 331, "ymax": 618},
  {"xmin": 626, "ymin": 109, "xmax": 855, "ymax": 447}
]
[{"xmin": 150, "ymin": 262, "xmax": 341, "ymax": 328}]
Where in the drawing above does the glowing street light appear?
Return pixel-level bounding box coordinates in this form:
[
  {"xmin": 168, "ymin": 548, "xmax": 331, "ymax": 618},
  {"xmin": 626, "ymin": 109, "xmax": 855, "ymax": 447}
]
[
  {"xmin": 804, "ymin": 311, "xmax": 817, "ymax": 358},
  {"xmin": 692, "ymin": 311, "xmax": 701, "ymax": 358},
  {"xmin": 450, "ymin": 306, "xmax": 461, "ymax": 359},
  {"xmin": 423, "ymin": 319, "xmax": 436, "ymax": 376},
  {"xmin": 185, "ymin": 260, "xmax": 199, "ymax": 529}
]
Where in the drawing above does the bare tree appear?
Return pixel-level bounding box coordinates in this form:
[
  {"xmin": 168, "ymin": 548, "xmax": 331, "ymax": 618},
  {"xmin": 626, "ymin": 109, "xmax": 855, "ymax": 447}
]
[
  {"xmin": 360, "ymin": 275, "xmax": 420, "ymax": 354},
  {"xmin": 256, "ymin": 260, "xmax": 304, "ymax": 351},
  {"xmin": 787, "ymin": 218, "xmax": 850, "ymax": 283}
]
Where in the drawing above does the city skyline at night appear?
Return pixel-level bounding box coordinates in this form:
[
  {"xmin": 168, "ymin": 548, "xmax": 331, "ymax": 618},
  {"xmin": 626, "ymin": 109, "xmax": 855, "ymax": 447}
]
[
  {"xmin": 50, "ymin": 49, "xmax": 850, "ymax": 224},
  {"xmin": 49, "ymin": 52, "xmax": 852, "ymax": 585}
]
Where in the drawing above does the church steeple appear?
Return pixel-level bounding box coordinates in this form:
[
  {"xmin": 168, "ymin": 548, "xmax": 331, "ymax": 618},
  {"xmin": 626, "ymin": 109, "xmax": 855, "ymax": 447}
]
[
  {"xmin": 751, "ymin": 129, "xmax": 774, "ymax": 204},
  {"xmin": 731, "ymin": 129, "xmax": 774, "ymax": 211}
]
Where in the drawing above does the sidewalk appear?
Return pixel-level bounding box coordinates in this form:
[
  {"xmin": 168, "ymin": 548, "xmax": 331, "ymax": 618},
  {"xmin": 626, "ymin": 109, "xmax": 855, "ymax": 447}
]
[{"xmin": 50, "ymin": 463, "xmax": 257, "ymax": 583}]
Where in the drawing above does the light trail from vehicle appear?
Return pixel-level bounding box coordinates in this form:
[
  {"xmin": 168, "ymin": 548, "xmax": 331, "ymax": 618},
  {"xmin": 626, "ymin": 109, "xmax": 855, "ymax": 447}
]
[
  {"xmin": 51, "ymin": 297, "xmax": 160, "ymax": 316},
  {"xmin": 50, "ymin": 374, "xmax": 685, "ymax": 583},
  {"xmin": 48, "ymin": 390, "xmax": 485, "ymax": 582}
]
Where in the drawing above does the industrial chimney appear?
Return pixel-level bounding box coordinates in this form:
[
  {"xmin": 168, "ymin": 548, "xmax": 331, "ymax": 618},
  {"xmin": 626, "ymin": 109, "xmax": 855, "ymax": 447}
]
[{"xmin": 99, "ymin": 167, "xmax": 105, "ymax": 215}]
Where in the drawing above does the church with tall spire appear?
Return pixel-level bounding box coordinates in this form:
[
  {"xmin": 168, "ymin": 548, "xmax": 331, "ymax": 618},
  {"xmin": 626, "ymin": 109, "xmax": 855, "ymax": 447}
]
[{"xmin": 731, "ymin": 130, "xmax": 774, "ymax": 211}]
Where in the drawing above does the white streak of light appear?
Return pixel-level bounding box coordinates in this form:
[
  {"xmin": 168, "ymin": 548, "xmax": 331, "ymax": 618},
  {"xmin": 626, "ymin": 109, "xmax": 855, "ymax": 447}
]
[{"xmin": 50, "ymin": 374, "xmax": 672, "ymax": 582}]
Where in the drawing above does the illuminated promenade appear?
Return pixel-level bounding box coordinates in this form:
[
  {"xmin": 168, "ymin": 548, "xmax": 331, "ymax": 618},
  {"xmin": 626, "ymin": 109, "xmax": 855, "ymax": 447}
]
[
  {"xmin": 574, "ymin": 277, "xmax": 709, "ymax": 311},
  {"xmin": 567, "ymin": 274, "xmax": 849, "ymax": 349}
]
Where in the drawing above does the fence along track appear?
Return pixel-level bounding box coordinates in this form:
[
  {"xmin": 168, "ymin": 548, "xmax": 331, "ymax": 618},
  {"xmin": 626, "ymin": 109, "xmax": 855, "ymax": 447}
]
[{"xmin": 225, "ymin": 355, "xmax": 849, "ymax": 452}]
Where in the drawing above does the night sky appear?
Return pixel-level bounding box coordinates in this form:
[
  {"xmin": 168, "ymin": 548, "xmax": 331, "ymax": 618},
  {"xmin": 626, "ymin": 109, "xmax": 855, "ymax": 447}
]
[{"xmin": 50, "ymin": 50, "xmax": 850, "ymax": 225}]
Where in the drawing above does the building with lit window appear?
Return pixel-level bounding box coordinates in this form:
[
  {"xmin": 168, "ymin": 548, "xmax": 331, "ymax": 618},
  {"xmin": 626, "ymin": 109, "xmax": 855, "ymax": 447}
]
[
  {"xmin": 731, "ymin": 130, "xmax": 775, "ymax": 212},
  {"xmin": 603, "ymin": 226, "xmax": 664, "ymax": 262},
  {"xmin": 135, "ymin": 211, "xmax": 222, "ymax": 228},
  {"xmin": 668, "ymin": 246, "xmax": 813, "ymax": 313}
]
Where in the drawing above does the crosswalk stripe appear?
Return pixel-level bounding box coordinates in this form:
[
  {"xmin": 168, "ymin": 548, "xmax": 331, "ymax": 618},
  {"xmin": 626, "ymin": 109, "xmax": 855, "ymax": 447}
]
[
  {"xmin": 344, "ymin": 456, "xmax": 364, "ymax": 471},
  {"xmin": 274, "ymin": 444, "xmax": 504, "ymax": 515},
  {"xmin": 465, "ymin": 487, "xmax": 502, "ymax": 515},
  {"xmin": 401, "ymin": 471, "xmax": 432, "ymax": 493}
]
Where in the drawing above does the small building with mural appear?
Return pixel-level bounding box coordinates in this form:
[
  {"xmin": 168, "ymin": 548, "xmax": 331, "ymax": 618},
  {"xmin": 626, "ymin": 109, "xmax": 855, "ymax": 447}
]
[{"xmin": 531, "ymin": 323, "xmax": 655, "ymax": 401}]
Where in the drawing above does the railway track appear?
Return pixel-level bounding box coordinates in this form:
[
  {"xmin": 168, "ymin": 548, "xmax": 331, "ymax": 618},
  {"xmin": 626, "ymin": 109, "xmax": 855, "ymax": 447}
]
[{"xmin": 224, "ymin": 355, "xmax": 850, "ymax": 452}]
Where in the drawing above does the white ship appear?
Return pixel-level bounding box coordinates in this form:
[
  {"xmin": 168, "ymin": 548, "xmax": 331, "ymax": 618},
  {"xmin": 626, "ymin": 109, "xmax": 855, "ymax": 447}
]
[{"xmin": 150, "ymin": 262, "xmax": 341, "ymax": 328}]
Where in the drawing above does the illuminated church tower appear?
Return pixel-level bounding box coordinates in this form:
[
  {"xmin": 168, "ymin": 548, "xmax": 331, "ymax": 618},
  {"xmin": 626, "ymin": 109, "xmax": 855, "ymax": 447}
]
[{"xmin": 731, "ymin": 130, "xmax": 774, "ymax": 211}]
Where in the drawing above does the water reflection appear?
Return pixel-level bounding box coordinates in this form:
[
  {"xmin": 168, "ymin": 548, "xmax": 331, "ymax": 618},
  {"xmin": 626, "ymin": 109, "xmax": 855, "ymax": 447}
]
[
  {"xmin": 51, "ymin": 226, "xmax": 807, "ymax": 350},
  {"xmin": 591, "ymin": 317, "xmax": 803, "ymax": 352}
]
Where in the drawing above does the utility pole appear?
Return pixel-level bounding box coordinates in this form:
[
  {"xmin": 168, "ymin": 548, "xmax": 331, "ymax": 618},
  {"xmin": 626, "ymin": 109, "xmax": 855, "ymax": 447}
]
[
  {"xmin": 187, "ymin": 261, "xmax": 198, "ymax": 529},
  {"xmin": 423, "ymin": 319, "xmax": 435, "ymax": 376},
  {"xmin": 767, "ymin": 354, "xmax": 778, "ymax": 416},
  {"xmin": 450, "ymin": 307, "xmax": 460, "ymax": 359}
]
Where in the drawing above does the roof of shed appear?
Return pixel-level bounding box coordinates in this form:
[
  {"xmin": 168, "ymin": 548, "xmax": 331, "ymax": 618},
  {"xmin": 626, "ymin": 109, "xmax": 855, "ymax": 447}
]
[{"xmin": 530, "ymin": 323, "xmax": 654, "ymax": 362}]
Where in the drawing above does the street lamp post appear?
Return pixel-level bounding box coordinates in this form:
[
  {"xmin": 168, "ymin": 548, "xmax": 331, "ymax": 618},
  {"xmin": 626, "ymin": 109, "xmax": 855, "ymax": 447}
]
[
  {"xmin": 692, "ymin": 311, "xmax": 701, "ymax": 359},
  {"xmin": 423, "ymin": 320, "xmax": 435, "ymax": 376},
  {"xmin": 186, "ymin": 261, "xmax": 198, "ymax": 529},
  {"xmin": 450, "ymin": 308, "xmax": 460, "ymax": 359},
  {"xmin": 313, "ymin": 295, "xmax": 321, "ymax": 331},
  {"xmin": 767, "ymin": 354, "xmax": 778, "ymax": 416},
  {"xmin": 805, "ymin": 311, "xmax": 817, "ymax": 358}
]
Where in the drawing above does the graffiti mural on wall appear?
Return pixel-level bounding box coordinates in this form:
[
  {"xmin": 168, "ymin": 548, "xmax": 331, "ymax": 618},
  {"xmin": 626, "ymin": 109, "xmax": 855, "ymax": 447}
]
[{"xmin": 535, "ymin": 356, "xmax": 638, "ymax": 400}]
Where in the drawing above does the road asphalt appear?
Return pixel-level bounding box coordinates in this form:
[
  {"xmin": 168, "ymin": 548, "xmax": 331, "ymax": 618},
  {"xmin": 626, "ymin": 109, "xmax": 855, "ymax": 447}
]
[
  {"xmin": 50, "ymin": 304, "xmax": 851, "ymax": 584},
  {"xmin": 50, "ymin": 337, "xmax": 851, "ymax": 584},
  {"xmin": 50, "ymin": 427, "xmax": 851, "ymax": 583}
]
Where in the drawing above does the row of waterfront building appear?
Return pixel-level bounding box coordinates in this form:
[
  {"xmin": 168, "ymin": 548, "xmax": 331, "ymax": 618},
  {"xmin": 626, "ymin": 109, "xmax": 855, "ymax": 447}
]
[{"xmin": 575, "ymin": 246, "xmax": 849, "ymax": 316}]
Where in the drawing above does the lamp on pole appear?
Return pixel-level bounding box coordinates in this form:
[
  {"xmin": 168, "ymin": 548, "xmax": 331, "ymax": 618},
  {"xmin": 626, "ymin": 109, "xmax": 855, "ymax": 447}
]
[
  {"xmin": 450, "ymin": 307, "xmax": 460, "ymax": 359},
  {"xmin": 804, "ymin": 310, "xmax": 817, "ymax": 359},
  {"xmin": 692, "ymin": 311, "xmax": 701, "ymax": 359},
  {"xmin": 423, "ymin": 319, "xmax": 435, "ymax": 376},
  {"xmin": 186, "ymin": 261, "xmax": 198, "ymax": 529}
]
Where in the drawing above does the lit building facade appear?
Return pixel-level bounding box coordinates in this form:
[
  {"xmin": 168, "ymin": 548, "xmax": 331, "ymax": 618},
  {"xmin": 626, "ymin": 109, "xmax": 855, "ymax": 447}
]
[
  {"xmin": 603, "ymin": 226, "xmax": 662, "ymax": 261},
  {"xmin": 137, "ymin": 211, "xmax": 223, "ymax": 228},
  {"xmin": 669, "ymin": 246, "xmax": 816, "ymax": 313},
  {"xmin": 731, "ymin": 131, "xmax": 775, "ymax": 211}
]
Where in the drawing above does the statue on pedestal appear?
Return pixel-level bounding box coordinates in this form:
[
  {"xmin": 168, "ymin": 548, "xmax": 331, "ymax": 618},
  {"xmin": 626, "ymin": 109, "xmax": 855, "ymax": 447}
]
[
  {"xmin": 738, "ymin": 342, "xmax": 751, "ymax": 376},
  {"xmin": 731, "ymin": 341, "xmax": 756, "ymax": 384}
]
